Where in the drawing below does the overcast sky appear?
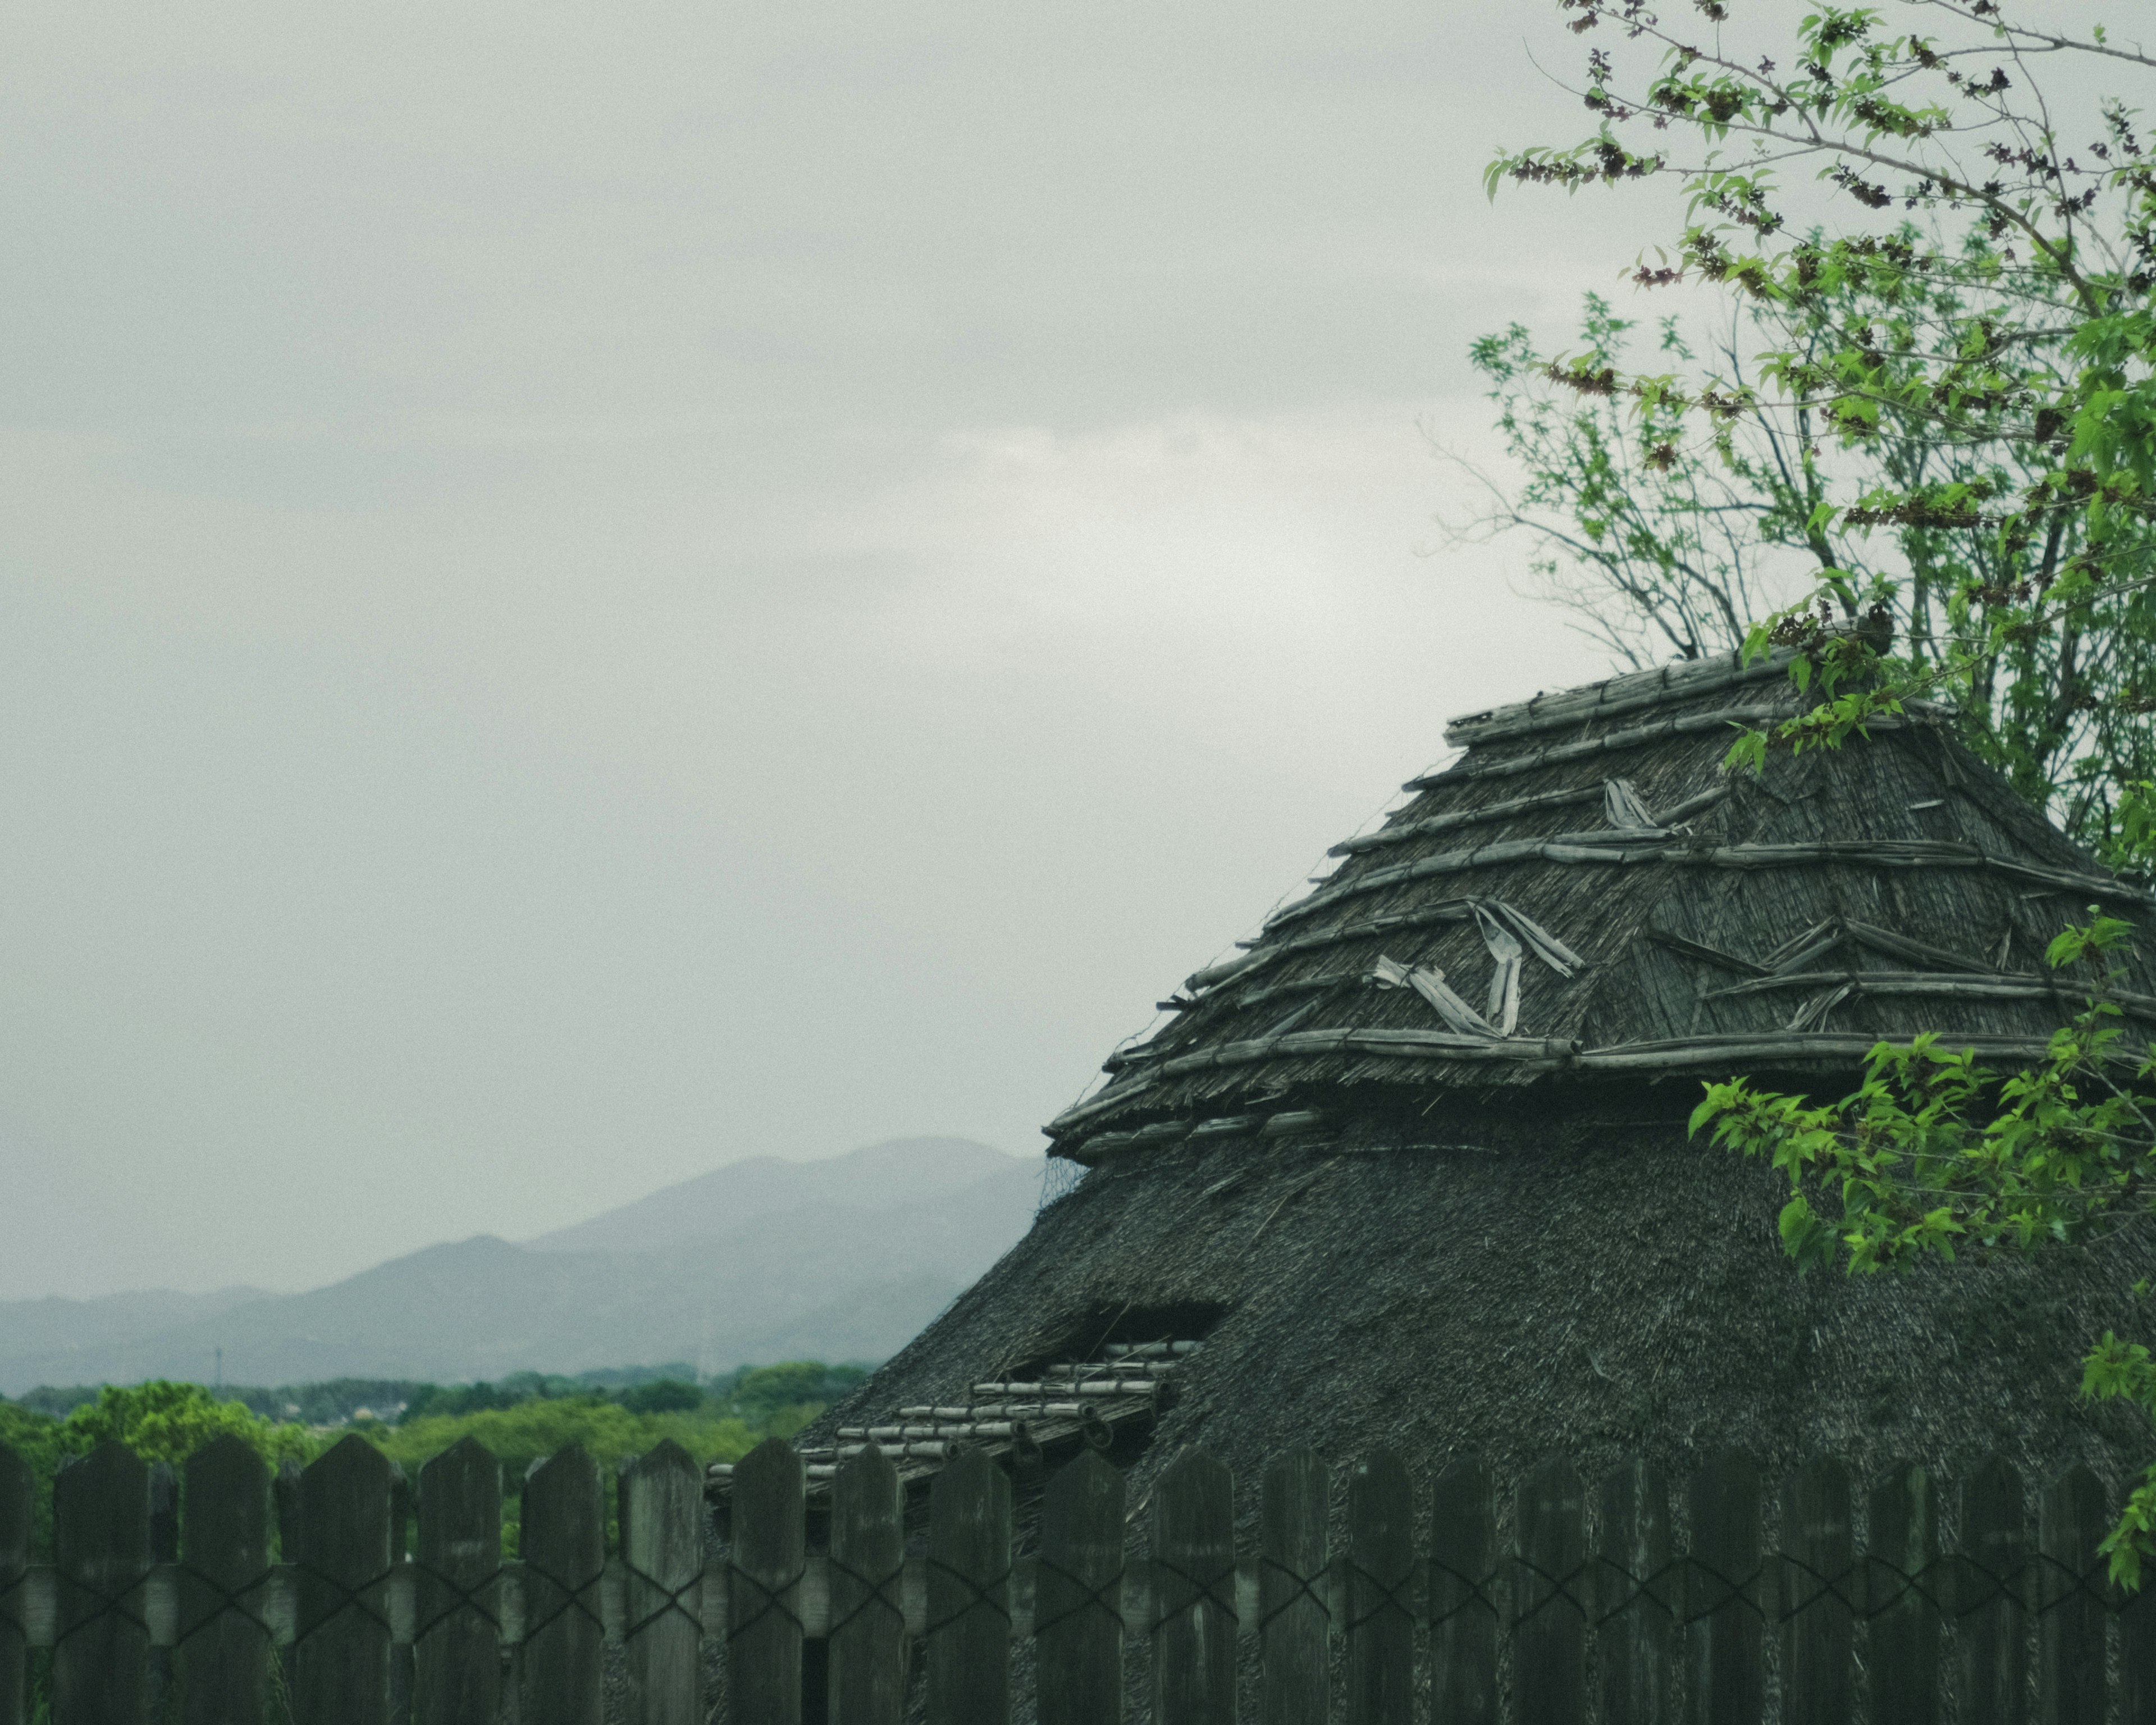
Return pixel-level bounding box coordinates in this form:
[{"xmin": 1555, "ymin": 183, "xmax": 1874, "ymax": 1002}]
[{"xmin": 1, "ymin": 0, "xmax": 1693, "ymax": 1299}]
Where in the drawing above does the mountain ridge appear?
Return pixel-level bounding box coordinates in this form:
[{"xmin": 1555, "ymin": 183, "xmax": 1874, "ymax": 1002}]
[{"xmin": 0, "ymin": 1139, "xmax": 1041, "ymax": 1393}]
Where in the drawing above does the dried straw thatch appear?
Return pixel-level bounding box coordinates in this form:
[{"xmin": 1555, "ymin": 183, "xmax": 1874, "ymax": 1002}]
[{"xmin": 773, "ymin": 649, "xmax": 2156, "ymax": 1518}]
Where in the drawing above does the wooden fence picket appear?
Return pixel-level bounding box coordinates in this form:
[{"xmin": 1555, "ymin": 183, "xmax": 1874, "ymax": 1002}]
[
  {"xmin": 1430, "ymin": 1456, "xmax": 1499, "ymax": 1725},
  {"xmin": 925, "ymin": 1445, "xmax": 1011, "ymax": 1725},
  {"xmin": 623, "ymin": 1440, "xmax": 707, "ymax": 1725},
  {"xmin": 1347, "ymin": 1449, "xmax": 1414, "ymax": 1725},
  {"xmin": 1779, "ymin": 1457, "xmax": 1853, "ymax": 1725},
  {"xmin": 518, "ymin": 1445, "xmax": 605, "ymax": 1725},
  {"xmin": 177, "ymin": 1434, "xmax": 271, "ymax": 1725},
  {"xmin": 2039, "ymin": 1464, "xmax": 2108, "ymax": 1725},
  {"xmin": 1152, "ymin": 1448, "xmax": 1235, "ymax": 1725},
  {"xmin": 1258, "ymin": 1446, "xmax": 1327, "ymax": 1725},
  {"xmin": 290, "ymin": 1435, "xmax": 394, "ymax": 1725},
  {"xmin": 1685, "ymin": 1452, "xmax": 1762, "ymax": 1725},
  {"xmin": 726, "ymin": 1436, "xmax": 801, "ymax": 1725},
  {"xmin": 1036, "ymin": 1448, "xmax": 1122, "ymax": 1725},
  {"xmin": 829, "ymin": 1446, "xmax": 906, "ymax": 1725},
  {"xmin": 1868, "ymin": 1462, "xmax": 1942, "ymax": 1725},
  {"xmin": 1594, "ymin": 1457, "xmax": 1671, "ymax": 1725},
  {"xmin": 53, "ymin": 1441, "xmax": 151, "ymax": 1725},
  {"xmin": 0, "ymin": 1441, "xmax": 29, "ymax": 1725},
  {"xmin": 1961, "ymin": 1455, "xmax": 2030, "ymax": 1725},
  {"xmin": 1514, "ymin": 1455, "xmax": 1587, "ymax": 1725},
  {"xmin": 2126, "ymin": 1562, "xmax": 2156, "ymax": 1725},
  {"xmin": 412, "ymin": 1437, "xmax": 500, "ymax": 1725}
]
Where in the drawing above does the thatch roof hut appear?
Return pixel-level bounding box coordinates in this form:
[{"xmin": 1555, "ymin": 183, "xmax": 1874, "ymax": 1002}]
[{"xmin": 733, "ymin": 647, "xmax": 2156, "ymax": 1516}]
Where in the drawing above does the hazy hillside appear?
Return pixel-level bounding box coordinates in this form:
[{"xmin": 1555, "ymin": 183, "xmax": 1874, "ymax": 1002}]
[{"xmin": 0, "ymin": 1139, "xmax": 1042, "ymax": 1393}]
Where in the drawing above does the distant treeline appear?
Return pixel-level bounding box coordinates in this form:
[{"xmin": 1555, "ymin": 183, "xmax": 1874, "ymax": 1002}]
[
  {"xmin": 0, "ymin": 1361, "xmax": 870, "ymax": 1558},
  {"xmin": 9, "ymin": 1360, "xmax": 867, "ymax": 1430}
]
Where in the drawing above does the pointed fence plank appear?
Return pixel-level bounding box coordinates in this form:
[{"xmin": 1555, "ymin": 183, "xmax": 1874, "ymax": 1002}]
[
  {"xmin": 1595, "ymin": 1457, "xmax": 1672, "ymax": 1725},
  {"xmin": 829, "ymin": 1446, "xmax": 907, "ymax": 1725},
  {"xmin": 1258, "ymin": 1448, "xmax": 1327, "ymax": 1725},
  {"xmin": 1514, "ymin": 1455, "xmax": 1587, "ymax": 1725},
  {"xmin": 1036, "ymin": 1449, "xmax": 1122, "ymax": 1725},
  {"xmin": 413, "ymin": 1438, "xmax": 500, "ymax": 1725},
  {"xmin": 925, "ymin": 1446, "xmax": 1011, "ymax": 1725},
  {"xmin": 291, "ymin": 1435, "xmax": 394, "ymax": 1725},
  {"xmin": 624, "ymin": 1440, "xmax": 707, "ymax": 1725},
  {"xmin": 2038, "ymin": 1464, "xmax": 2107, "ymax": 1725},
  {"xmin": 0, "ymin": 1441, "xmax": 29, "ymax": 1725},
  {"xmin": 1348, "ymin": 1450, "xmax": 1414, "ymax": 1725},
  {"xmin": 1961, "ymin": 1455, "xmax": 2030, "ymax": 1725},
  {"xmin": 519, "ymin": 1446, "xmax": 605, "ymax": 1725},
  {"xmin": 178, "ymin": 1435, "xmax": 271, "ymax": 1725},
  {"xmin": 1685, "ymin": 1452, "xmax": 1762, "ymax": 1725},
  {"xmin": 725, "ymin": 1438, "xmax": 800, "ymax": 1725},
  {"xmin": 54, "ymin": 1441, "xmax": 151, "ymax": 1725},
  {"xmin": 1152, "ymin": 1448, "xmax": 1235, "ymax": 1725},
  {"xmin": 1779, "ymin": 1458, "xmax": 1853, "ymax": 1725},
  {"xmin": 1869, "ymin": 1463, "xmax": 1942, "ymax": 1725},
  {"xmin": 1430, "ymin": 1457, "xmax": 1499, "ymax": 1725}
]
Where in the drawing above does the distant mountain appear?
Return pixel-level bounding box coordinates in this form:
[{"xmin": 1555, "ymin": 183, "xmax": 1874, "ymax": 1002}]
[{"xmin": 0, "ymin": 1139, "xmax": 1042, "ymax": 1393}]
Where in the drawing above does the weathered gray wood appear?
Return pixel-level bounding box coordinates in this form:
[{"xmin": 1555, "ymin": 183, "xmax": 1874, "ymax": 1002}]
[
  {"xmin": 1869, "ymin": 1462, "xmax": 1942, "ymax": 1725},
  {"xmin": 291, "ymin": 1435, "xmax": 394, "ymax": 1725},
  {"xmin": 146, "ymin": 1463, "xmax": 175, "ymax": 1725},
  {"xmin": 2038, "ymin": 1464, "xmax": 2107, "ymax": 1725},
  {"xmin": 623, "ymin": 1439, "xmax": 707, "ymax": 1725},
  {"xmin": 413, "ymin": 1436, "xmax": 500, "ymax": 1725},
  {"xmin": 1429, "ymin": 1456, "xmax": 1498, "ymax": 1725},
  {"xmin": 1514, "ymin": 1455, "xmax": 1587, "ymax": 1725},
  {"xmin": 1684, "ymin": 1452, "xmax": 1762, "ymax": 1725},
  {"xmin": 54, "ymin": 1441, "xmax": 151, "ymax": 1725},
  {"xmin": 179, "ymin": 1435, "xmax": 271, "ymax": 1725},
  {"xmin": 1348, "ymin": 1450, "xmax": 1414, "ymax": 1725},
  {"xmin": 519, "ymin": 1446, "xmax": 605, "ymax": 1725},
  {"xmin": 1595, "ymin": 1456, "xmax": 1672, "ymax": 1725},
  {"xmin": 829, "ymin": 1445, "xmax": 906, "ymax": 1725},
  {"xmin": 1036, "ymin": 1448, "xmax": 1122, "ymax": 1725},
  {"xmin": 1259, "ymin": 1447, "xmax": 1327, "ymax": 1725},
  {"xmin": 1778, "ymin": 1457, "xmax": 1853, "ymax": 1725},
  {"xmin": 1961, "ymin": 1455, "xmax": 2030, "ymax": 1725},
  {"xmin": 1152, "ymin": 1448, "xmax": 1235, "ymax": 1725},
  {"xmin": 0, "ymin": 1441, "xmax": 29, "ymax": 1725},
  {"xmin": 925, "ymin": 1446, "xmax": 1011, "ymax": 1725}
]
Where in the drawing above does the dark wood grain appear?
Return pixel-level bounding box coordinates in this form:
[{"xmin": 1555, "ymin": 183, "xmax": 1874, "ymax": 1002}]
[
  {"xmin": 291, "ymin": 1435, "xmax": 394, "ymax": 1725},
  {"xmin": 1869, "ymin": 1462, "xmax": 1941, "ymax": 1725},
  {"xmin": 1347, "ymin": 1450, "xmax": 1414, "ymax": 1725},
  {"xmin": 624, "ymin": 1440, "xmax": 708, "ymax": 1725},
  {"xmin": 412, "ymin": 1437, "xmax": 500, "ymax": 1725},
  {"xmin": 54, "ymin": 1441, "xmax": 151, "ymax": 1725},
  {"xmin": 1778, "ymin": 1457, "xmax": 1853, "ymax": 1725},
  {"xmin": 829, "ymin": 1446, "xmax": 906, "ymax": 1725},
  {"xmin": 1961, "ymin": 1454, "xmax": 2030, "ymax": 1725},
  {"xmin": 519, "ymin": 1445, "xmax": 605, "ymax": 1725},
  {"xmin": 925, "ymin": 1446, "xmax": 1011, "ymax": 1725},
  {"xmin": 1595, "ymin": 1456, "xmax": 1671, "ymax": 1725},
  {"xmin": 1684, "ymin": 1452, "xmax": 1761, "ymax": 1725},
  {"xmin": 1514, "ymin": 1455, "xmax": 1586, "ymax": 1725},
  {"xmin": 2038, "ymin": 1464, "xmax": 2107, "ymax": 1725},
  {"xmin": 0, "ymin": 1440, "xmax": 30, "ymax": 1725},
  {"xmin": 179, "ymin": 1435, "xmax": 271, "ymax": 1725},
  {"xmin": 1429, "ymin": 1456, "xmax": 1497, "ymax": 1725},
  {"xmin": 1036, "ymin": 1449, "xmax": 1121, "ymax": 1725},
  {"xmin": 1258, "ymin": 1446, "xmax": 1327, "ymax": 1725},
  {"xmin": 1152, "ymin": 1448, "xmax": 1235, "ymax": 1725}
]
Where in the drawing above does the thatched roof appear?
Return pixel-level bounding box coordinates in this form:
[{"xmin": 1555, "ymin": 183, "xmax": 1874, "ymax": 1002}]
[
  {"xmin": 744, "ymin": 651, "xmax": 2156, "ymax": 1526},
  {"xmin": 1047, "ymin": 646, "xmax": 2156, "ymax": 1164}
]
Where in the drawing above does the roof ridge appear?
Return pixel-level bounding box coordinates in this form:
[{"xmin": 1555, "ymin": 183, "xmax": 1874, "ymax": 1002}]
[{"xmin": 1444, "ymin": 647, "xmax": 1798, "ymax": 749}]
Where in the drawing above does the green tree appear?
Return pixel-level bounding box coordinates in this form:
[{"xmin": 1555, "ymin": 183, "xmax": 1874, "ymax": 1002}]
[{"xmin": 1488, "ymin": 0, "xmax": 2156, "ymax": 1578}]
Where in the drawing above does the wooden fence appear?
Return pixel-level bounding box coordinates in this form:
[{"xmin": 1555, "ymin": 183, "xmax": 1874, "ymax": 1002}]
[{"xmin": 0, "ymin": 1430, "xmax": 2150, "ymax": 1723}]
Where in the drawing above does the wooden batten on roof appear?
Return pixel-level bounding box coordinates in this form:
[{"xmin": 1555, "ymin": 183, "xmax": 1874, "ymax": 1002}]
[{"xmin": 1044, "ymin": 644, "xmax": 2156, "ymax": 1161}]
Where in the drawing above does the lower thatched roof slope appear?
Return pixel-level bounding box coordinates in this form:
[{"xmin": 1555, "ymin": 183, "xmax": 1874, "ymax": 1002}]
[
  {"xmin": 821, "ymin": 1108, "xmax": 2156, "ymax": 1517},
  {"xmin": 1048, "ymin": 649, "xmax": 2156, "ymax": 1162}
]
